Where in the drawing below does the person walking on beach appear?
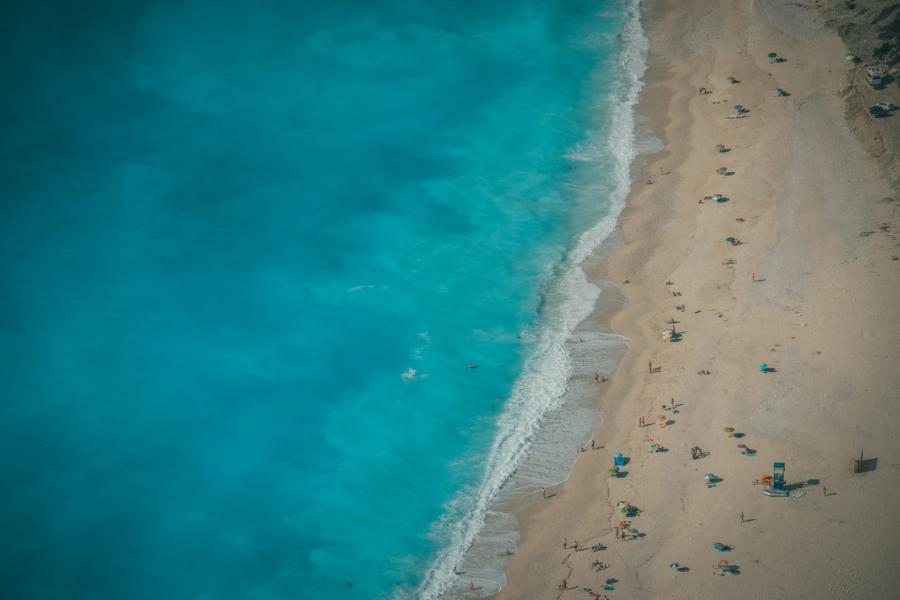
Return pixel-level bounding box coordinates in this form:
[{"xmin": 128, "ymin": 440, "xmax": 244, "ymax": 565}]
[
  {"xmin": 648, "ymin": 361, "xmax": 652, "ymax": 374},
  {"xmin": 542, "ymin": 487, "xmax": 546, "ymax": 499},
  {"xmin": 739, "ymin": 512, "xmax": 744, "ymax": 523},
  {"xmin": 563, "ymin": 538, "xmax": 567, "ymax": 549}
]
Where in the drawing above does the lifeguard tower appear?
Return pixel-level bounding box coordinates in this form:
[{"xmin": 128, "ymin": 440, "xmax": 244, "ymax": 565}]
[{"xmin": 763, "ymin": 462, "xmax": 789, "ymax": 497}]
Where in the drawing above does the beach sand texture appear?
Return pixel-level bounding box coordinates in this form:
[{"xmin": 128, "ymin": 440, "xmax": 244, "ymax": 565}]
[{"xmin": 492, "ymin": 0, "xmax": 900, "ymax": 598}]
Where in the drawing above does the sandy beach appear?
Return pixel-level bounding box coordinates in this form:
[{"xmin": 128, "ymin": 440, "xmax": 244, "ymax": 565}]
[{"xmin": 492, "ymin": 0, "xmax": 900, "ymax": 598}]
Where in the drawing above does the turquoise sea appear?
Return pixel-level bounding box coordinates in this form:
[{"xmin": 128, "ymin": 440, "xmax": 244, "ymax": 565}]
[{"xmin": 0, "ymin": 1, "xmax": 645, "ymax": 598}]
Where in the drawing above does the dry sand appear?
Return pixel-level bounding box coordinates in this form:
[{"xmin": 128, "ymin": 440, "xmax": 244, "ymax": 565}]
[{"xmin": 492, "ymin": 0, "xmax": 900, "ymax": 598}]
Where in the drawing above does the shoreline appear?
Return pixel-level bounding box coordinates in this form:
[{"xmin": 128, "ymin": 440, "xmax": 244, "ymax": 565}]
[
  {"xmin": 426, "ymin": 3, "xmax": 651, "ymax": 594},
  {"xmin": 493, "ymin": 0, "xmax": 900, "ymax": 598}
]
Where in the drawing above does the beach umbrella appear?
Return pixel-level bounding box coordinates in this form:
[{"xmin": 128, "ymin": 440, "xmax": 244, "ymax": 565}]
[
  {"xmin": 733, "ymin": 104, "xmax": 744, "ymax": 112},
  {"xmin": 768, "ymin": 52, "xmax": 777, "ymax": 63},
  {"xmin": 724, "ymin": 427, "xmax": 735, "ymax": 436},
  {"xmin": 737, "ymin": 443, "xmax": 748, "ymax": 449},
  {"xmin": 759, "ymin": 362, "xmax": 769, "ymax": 372},
  {"xmin": 726, "ymin": 76, "xmax": 737, "ymax": 83}
]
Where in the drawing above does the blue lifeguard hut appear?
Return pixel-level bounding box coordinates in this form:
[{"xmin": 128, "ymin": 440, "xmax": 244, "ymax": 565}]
[{"xmin": 763, "ymin": 461, "xmax": 788, "ymax": 497}]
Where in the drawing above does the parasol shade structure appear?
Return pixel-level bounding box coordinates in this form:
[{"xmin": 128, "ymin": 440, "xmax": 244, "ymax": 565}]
[
  {"xmin": 768, "ymin": 52, "xmax": 778, "ymax": 62},
  {"xmin": 724, "ymin": 427, "xmax": 735, "ymax": 436}
]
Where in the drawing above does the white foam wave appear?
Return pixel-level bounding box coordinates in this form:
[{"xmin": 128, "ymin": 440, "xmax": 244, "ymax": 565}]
[
  {"xmin": 347, "ymin": 283, "xmax": 384, "ymax": 292},
  {"xmin": 408, "ymin": 4, "xmax": 649, "ymax": 598}
]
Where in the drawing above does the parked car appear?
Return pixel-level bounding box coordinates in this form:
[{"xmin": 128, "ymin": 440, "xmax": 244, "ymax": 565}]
[
  {"xmin": 866, "ymin": 65, "xmax": 883, "ymax": 88},
  {"xmin": 875, "ymin": 101, "xmax": 896, "ymax": 112},
  {"xmin": 869, "ymin": 105, "xmax": 888, "ymax": 118}
]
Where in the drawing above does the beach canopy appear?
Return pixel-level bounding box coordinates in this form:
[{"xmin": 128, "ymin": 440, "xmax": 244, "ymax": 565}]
[
  {"xmin": 724, "ymin": 426, "xmax": 735, "ymax": 434},
  {"xmin": 768, "ymin": 52, "xmax": 777, "ymax": 58},
  {"xmin": 759, "ymin": 362, "xmax": 768, "ymax": 372}
]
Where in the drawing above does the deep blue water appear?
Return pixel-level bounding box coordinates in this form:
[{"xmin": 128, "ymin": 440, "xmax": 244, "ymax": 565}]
[{"xmin": 0, "ymin": 1, "xmax": 640, "ymax": 598}]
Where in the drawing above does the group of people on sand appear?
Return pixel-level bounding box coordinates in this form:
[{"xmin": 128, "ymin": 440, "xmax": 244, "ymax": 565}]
[{"xmin": 614, "ymin": 521, "xmax": 638, "ymax": 541}]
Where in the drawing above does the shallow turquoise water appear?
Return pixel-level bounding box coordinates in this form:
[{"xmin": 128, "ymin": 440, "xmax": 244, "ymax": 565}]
[{"xmin": 0, "ymin": 1, "xmax": 639, "ymax": 598}]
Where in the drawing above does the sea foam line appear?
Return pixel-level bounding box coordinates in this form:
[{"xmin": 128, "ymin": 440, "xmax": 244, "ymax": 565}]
[{"xmin": 409, "ymin": 3, "xmax": 648, "ymax": 598}]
